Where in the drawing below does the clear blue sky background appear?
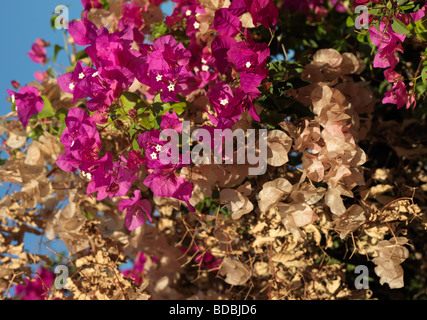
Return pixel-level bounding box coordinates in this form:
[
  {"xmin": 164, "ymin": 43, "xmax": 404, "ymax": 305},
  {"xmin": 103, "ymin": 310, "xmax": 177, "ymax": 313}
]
[
  {"xmin": 0, "ymin": 1, "xmax": 83, "ymax": 116},
  {"xmin": 0, "ymin": 1, "xmax": 84, "ymax": 257}
]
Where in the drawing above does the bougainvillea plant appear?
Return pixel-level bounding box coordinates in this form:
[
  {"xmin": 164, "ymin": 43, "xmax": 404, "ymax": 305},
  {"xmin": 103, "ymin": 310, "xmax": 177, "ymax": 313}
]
[{"xmin": 1, "ymin": 0, "xmax": 427, "ymax": 300}]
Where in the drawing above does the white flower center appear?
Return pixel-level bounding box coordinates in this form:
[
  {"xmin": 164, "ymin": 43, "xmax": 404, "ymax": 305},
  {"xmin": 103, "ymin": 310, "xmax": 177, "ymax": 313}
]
[
  {"xmin": 168, "ymin": 84, "xmax": 175, "ymax": 92},
  {"xmin": 246, "ymin": 62, "xmax": 251, "ymax": 68},
  {"xmin": 193, "ymin": 22, "xmax": 200, "ymax": 29},
  {"xmin": 71, "ymin": 140, "xmax": 75, "ymax": 147},
  {"xmin": 150, "ymin": 152, "xmax": 158, "ymax": 160},
  {"xmin": 156, "ymin": 74, "xmax": 163, "ymax": 82},
  {"xmin": 220, "ymin": 99, "xmax": 229, "ymax": 106},
  {"xmin": 186, "ymin": 10, "xmax": 192, "ymax": 16},
  {"xmin": 82, "ymin": 171, "xmax": 92, "ymax": 180},
  {"xmin": 11, "ymin": 95, "xmax": 15, "ymax": 103},
  {"xmin": 202, "ymin": 65, "xmax": 209, "ymax": 72},
  {"xmin": 92, "ymin": 71, "xmax": 99, "ymax": 77},
  {"xmin": 194, "ymin": 66, "xmax": 200, "ymax": 72},
  {"xmin": 201, "ymin": 58, "xmax": 207, "ymax": 64},
  {"xmin": 155, "ymin": 144, "xmax": 162, "ymax": 152},
  {"xmin": 69, "ymin": 83, "xmax": 76, "ymax": 90},
  {"xmin": 78, "ymin": 72, "xmax": 85, "ymax": 79}
]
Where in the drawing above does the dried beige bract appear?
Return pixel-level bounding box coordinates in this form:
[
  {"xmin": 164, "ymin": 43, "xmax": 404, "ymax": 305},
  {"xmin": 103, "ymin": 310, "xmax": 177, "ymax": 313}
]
[
  {"xmin": 219, "ymin": 257, "xmax": 251, "ymax": 286},
  {"xmin": 372, "ymin": 237, "xmax": 410, "ymax": 289},
  {"xmin": 267, "ymin": 130, "xmax": 293, "ymax": 167},
  {"xmin": 258, "ymin": 178, "xmax": 293, "ymax": 213}
]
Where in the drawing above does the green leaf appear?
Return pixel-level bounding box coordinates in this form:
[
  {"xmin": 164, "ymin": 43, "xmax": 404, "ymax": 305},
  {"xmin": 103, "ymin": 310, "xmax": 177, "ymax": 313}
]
[
  {"xmin": 53, "ymin": 45, "xmax": 63, "ymax": 63},
  {"xmin": 28, "ymin": 125, "xmax": 44, "ymax": 141},
  {"xmin": 152, "ymin": 21, "xmax": 168, "ymax": 39},
  {"xmin": 38, "ymin": 96, "xmax": 55, "ymax": 119},
  {"xmin": 120, "ymin": 91, "xmax": 145, "ymax": 113},
  {"xmin": 400, "ymin": 3, "xmax": 416, "ymax": 12},
  {"xmin": 163, "ymin": 102, "xmax": 187, "ymax": 115},
  {"xmin": 153, "ymin": 93, "xmax": 162, "ymax": 104},
  {"xmin": 139, "ymin": 110, "xmax": 156, "ymax": 130},
  {"xmin": 414, "ymin": 18, "xmax": 427, "ymax": 41},
  {"xmin": 55, "ymin": 108, "xmax": 68, "ymax": 136},
  {"xmin": 346, "ymin": 16, "xmax": 355, "ymax": 28},
  {"xmin": 422, "ymin": 66, "xmax": 427, "ymax": 85},
  {"xmin": 99, "ymin": 0, "xmax": 110, "ymax": 9},
  {"xmin": 268, "ymin": 60, "xmax": 285, "ymax": 72},
  {"xmin": 82, "ymin": 209, "xmax": 94, "ymax": 220},
  {"xmin": 74, "ymin": 50, "xmax": 88, "ymax": 61},
  {"xmin": 392, "ymin": 17, "xmax": 411, "ymax": 35},
  {"xmin": 50, "ymin": 15, "xmax": 57, "ymax": 30},
  {"xmin": 132, "ymin": 139, "xmax": 142, "ymax": 152}
]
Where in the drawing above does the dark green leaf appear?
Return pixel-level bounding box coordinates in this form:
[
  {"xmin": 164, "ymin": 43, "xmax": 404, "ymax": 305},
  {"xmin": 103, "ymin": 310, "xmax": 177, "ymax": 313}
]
[
  {"xmin": 53, "ymin": 45, "xmax": 63, "ymax": 63},
  {"xmin": 422, "ymin": 66, "xmax": 427, "ymax": 85}
]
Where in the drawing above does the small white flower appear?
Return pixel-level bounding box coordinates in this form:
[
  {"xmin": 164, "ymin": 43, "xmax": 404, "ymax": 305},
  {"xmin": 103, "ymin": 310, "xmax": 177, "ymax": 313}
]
[
  {"xmin": 193, "ymin": 22, "xmax": 200, "ymax": 29},
  {"xmin": 202, "ymin": 65, "xmax": 209, "ymax": 72},
  {"xmin": 168, "ymin": 84, "xmax": 175, "ymax": 92},
  {"xmin": 220, "ymin": 99, "xmax": 229, "ymax": 106},
  {"xmin": 78, "ymin": 72, "xmax": 85, "ymax": 79},
  {"xmin": 196, "ymin": 13, "xmax": 201, "ymax": 17},
  {"xmin": 69, "ymin": 83, "xmax": 75, "ymax": 90},
  {"xmin": 92, "ymin": 71, "xmax": 99, "ymax": 77},
  {"xmin": 185, "ymin": 10, "xmax": 192, "ymax": 16},
  {"xmin": 151, "ymin": 152, "xmax": 158, "ymax": 160},
  {"xmin": 82, "ymin": 171, "xmax": 92, "ymax": 180},
  {"xmin": 194, "ymin": 66, "xmax": 200, "ymax": 72},
  {"xmin": 11, "ymin": 95, "xmax": 15, "ymax": 104},
  {"xmin": 201, "ymin": 58, "xmax": 207, "ymax": 64},
  {"xmin": 156, "ymin": 74, "xmax": 163, "ymax": 82},
  {"xmin": 245, "ymin": 62, "xmax": 251, "ymax": 68},
  {"xmin": 71, "ymin": 140, "xmax": 75, "ymax": 147},
  {"xmin": 155, "ymin": 144, "xmax": 162, "ymax": 152}
]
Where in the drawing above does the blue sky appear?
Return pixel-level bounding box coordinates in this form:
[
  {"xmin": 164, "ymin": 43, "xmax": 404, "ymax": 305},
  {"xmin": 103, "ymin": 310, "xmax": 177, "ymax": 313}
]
[
  {"xmin": 0, "ymin": 1, "xmax": 84, "ymax": 116},
  {"xmin": 0, "ymin": 0, "xmax": 86, "ymax": 257},
  {"xmin": 0, "ymin": 1, "xmax": 84, "ymax": 256}
]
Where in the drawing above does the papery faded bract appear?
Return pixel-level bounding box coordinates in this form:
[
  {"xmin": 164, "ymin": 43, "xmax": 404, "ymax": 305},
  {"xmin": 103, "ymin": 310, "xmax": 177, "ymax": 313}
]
[
  {"xmin": 302, "ymin": 152, "xmax": 324, "ymax": 182},
  {"xmin": 219, "ymin": 257, "xmax": 251, "ymax": 286},
  {"xmin": 277, "ymin": 203, "xmax": 318, "ymax": 237},
  {"xmin": 220, "ymin": 188, "xmax": 253, "ymax": 219},
  {"xmin": 333, "ymin": 204, "xmax": 366, "ymax": 239},
  {"xmin": 325, "ymin": 187, "xmax": 346, "ymax": 216},
  {"xmin": 372, "ymin": 237, "xmax": 409, "ymax": 289},
  {"xmin": 266, "ymin": 130, "xmax": 292, "ymax": 167},
  {"xmin": 258, "ymin": 178, "xmax": 293, "ymax": 213},
  {"xmin": 313, "ymin": 49, "xmax": 342, "ymax": 68}
]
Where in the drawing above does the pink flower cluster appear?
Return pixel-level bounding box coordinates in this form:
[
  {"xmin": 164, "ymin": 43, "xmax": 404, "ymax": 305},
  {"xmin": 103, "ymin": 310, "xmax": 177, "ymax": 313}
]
[
  {"xmin": 121, "ymin": 252, "xmax": 148, "ymax": 286},
  {"xmin": 282, "ymin": 0, "xmax": 348, "ymax": 20},
  {"xmin": 51, "ymin": 0, "xmax": 278, "ymax": 230},
  {"xmin": 6, "ymin": 0, "xmax": 277, "ymax": 231},
  {"xmin": 27, "ymin": 38, "xmax": 49, "ymax": 65},
  {"xmin": 179, "ymin": 246, "xmax": 222, "ymax": 271},
  {"xmin": 14, "ymin": 267, "xmax": 54, "ymax": 300},
  {"xmin": 6, "ymin": 85, "xmax": 44, "ymax": 127},
  {"xmin": 369, "ymin": 5, "xmax": 426, "ymax": 109}
]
